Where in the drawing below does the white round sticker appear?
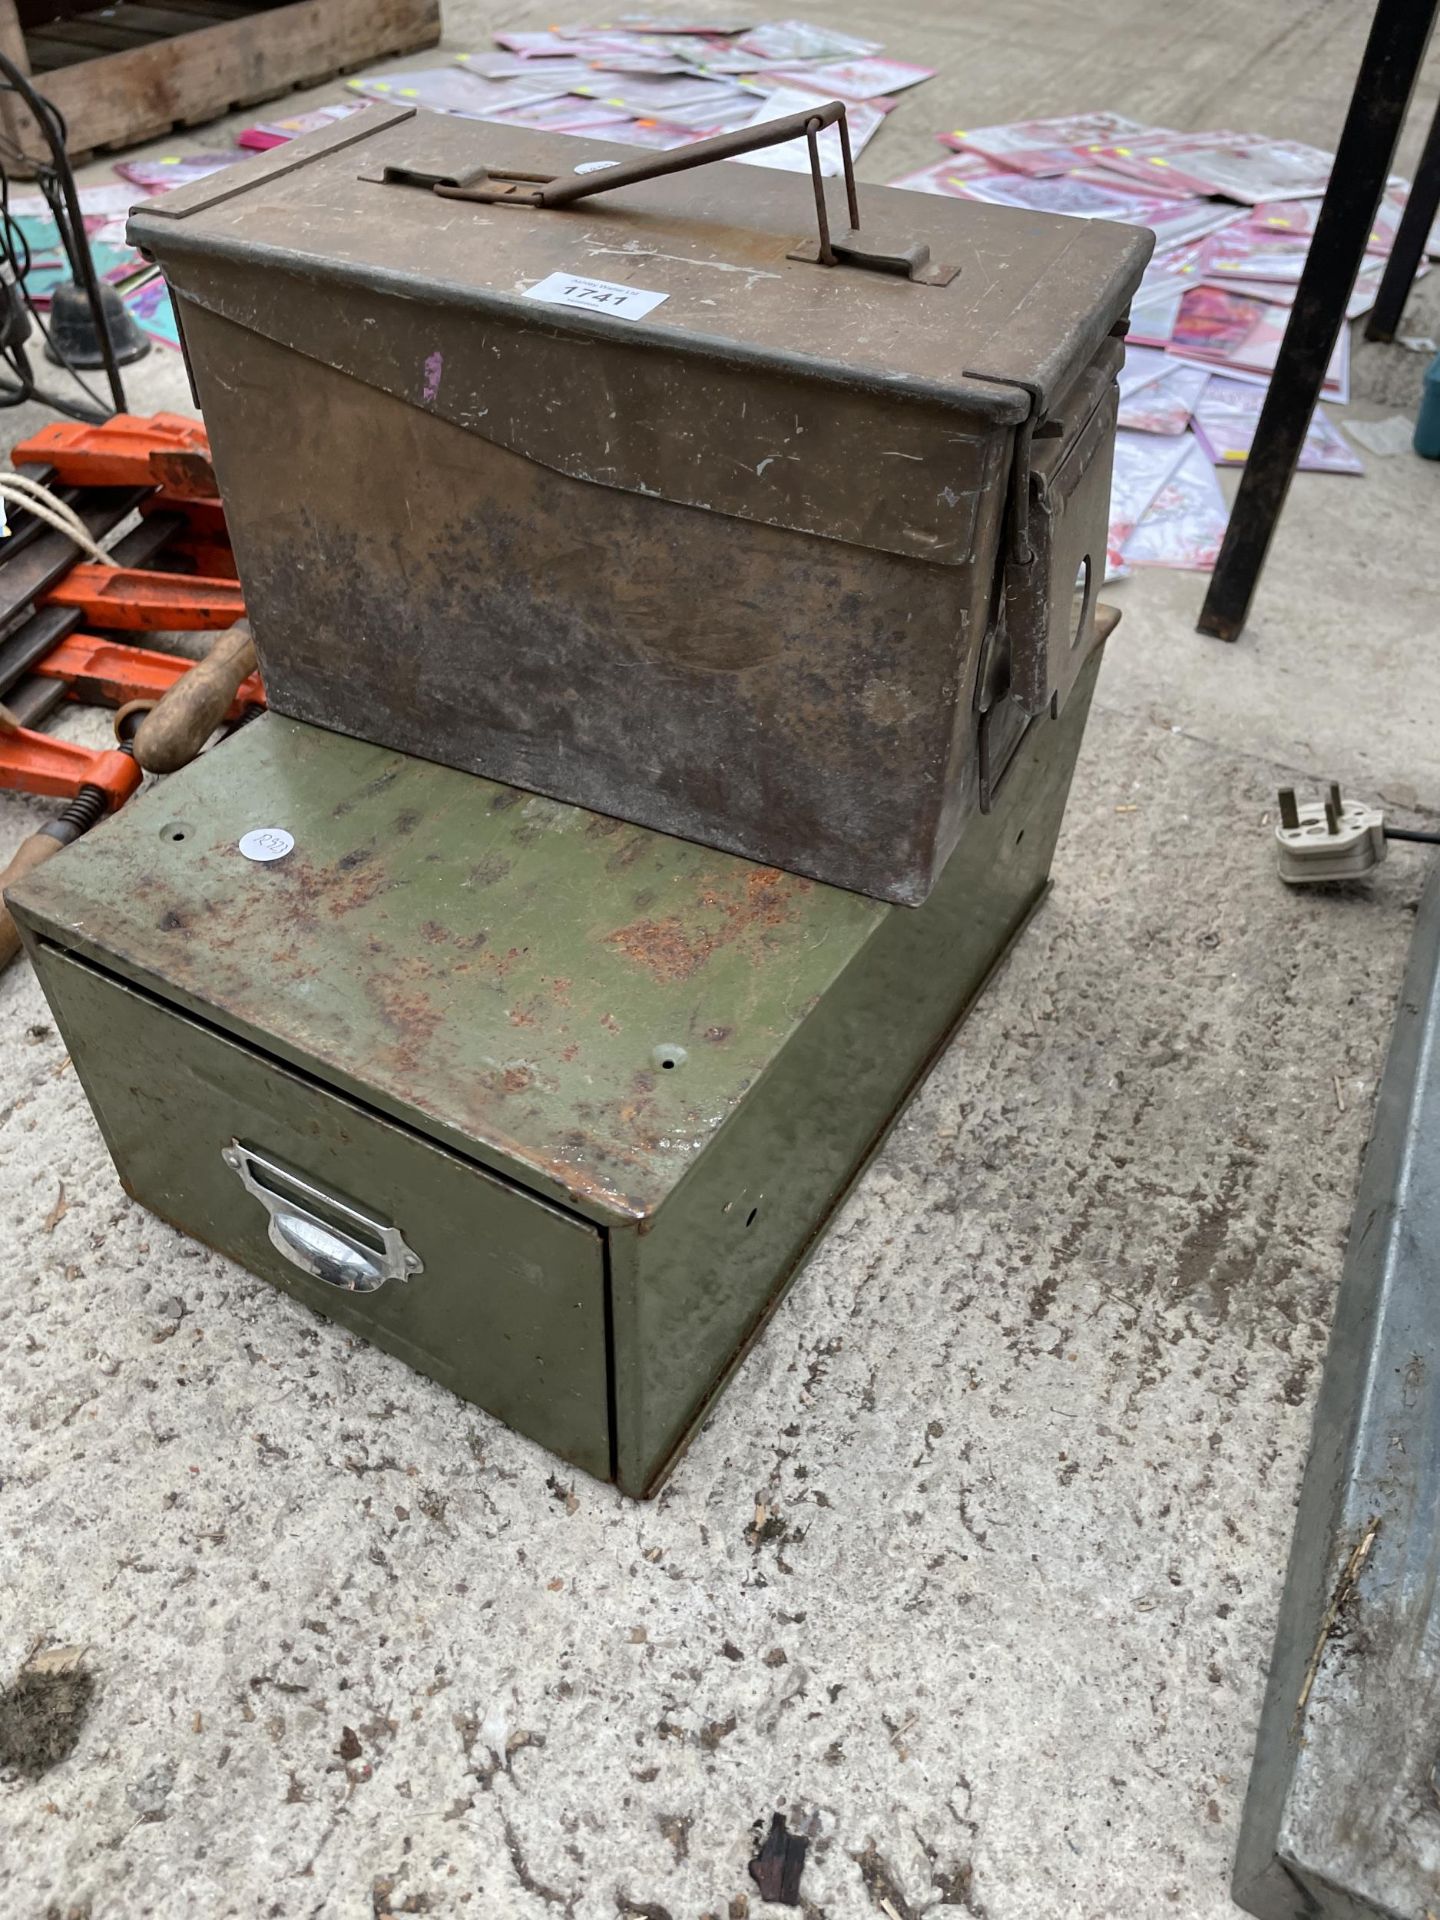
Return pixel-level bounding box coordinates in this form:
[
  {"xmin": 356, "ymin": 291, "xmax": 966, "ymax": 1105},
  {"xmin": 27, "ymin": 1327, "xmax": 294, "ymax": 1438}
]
[
  {"xmin": 574, "ymin": 159, "xmax": 621, "ymax": 174},
  {"xmin": 238, "ymin": 827, "xmax": 294, "ymax": 863}
]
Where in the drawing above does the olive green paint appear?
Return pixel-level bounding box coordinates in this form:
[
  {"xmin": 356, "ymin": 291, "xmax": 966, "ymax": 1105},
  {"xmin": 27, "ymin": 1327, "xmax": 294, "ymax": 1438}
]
[{"xmin": 11, "ymin": 651, "xmax": 1100, "ymax": 1492}]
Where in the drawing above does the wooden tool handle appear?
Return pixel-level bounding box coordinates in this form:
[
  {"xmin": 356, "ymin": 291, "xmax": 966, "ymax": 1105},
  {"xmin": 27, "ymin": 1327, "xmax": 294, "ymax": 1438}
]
[
  {"xmin": 0, "ymin": 828, "xmax": 68, "ymax": 970},
  {"xmin": 134, "ymin": 620, "xmax": 256, "ymax": 774}
]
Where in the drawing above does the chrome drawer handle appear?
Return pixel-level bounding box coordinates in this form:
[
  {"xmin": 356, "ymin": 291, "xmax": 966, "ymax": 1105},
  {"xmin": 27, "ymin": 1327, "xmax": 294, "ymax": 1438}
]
[{"xmin": 222, "ymin": 1140, "xmax": 423, "ymax": 1294}]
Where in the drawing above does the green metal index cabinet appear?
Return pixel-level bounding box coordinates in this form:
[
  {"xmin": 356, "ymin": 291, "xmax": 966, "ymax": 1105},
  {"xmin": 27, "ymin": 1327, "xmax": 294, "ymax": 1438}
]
[{"xmin": 9, "ymin": 643, "xmax": 1104, "ymax": 1495}]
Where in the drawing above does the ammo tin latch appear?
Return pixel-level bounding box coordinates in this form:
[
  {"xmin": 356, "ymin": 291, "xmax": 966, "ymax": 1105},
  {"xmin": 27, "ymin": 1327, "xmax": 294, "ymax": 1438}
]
[{"xmin": 976, "ymin": 339, "xmax": 1124, "ymax": 808}]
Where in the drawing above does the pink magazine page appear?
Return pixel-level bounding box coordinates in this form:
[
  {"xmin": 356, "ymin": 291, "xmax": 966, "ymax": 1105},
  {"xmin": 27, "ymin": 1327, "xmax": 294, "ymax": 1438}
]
[
  {"xmin": 1168, "ymin": 136, "xmax": 1332, "ymax": 204},
  {"xmin": 731, "ymin": 91, "xmax": 886, "ymax": 174},
  {"xmin": 1126, "ymin": 289, "xmax": 1185, "ymax": 348},
  {"xmin": 238, "ymin": 101, "xmax": 363, "ymax": 150},
  {"xmin": 1247, "ymin": 187, "xmax": 1411, "ymax": 244},
  {"xmin": 563, "ymin": 116, "xmax": 697, "ymax": 148},
  {"xmin": 1167, "ymin": 309, "xmax": 1349, "ymax": 401},
  {"xmin": 1122, "ymin": 441, "xmax": 1229, "ymax": 570},
  {"xmin": 348, "ymin": 69, "xmax": 563, "ymax": 116},
  {"xmin": 942, "ymin": 111, "xmax": 1156, "ymax": 177},
  {"xmin": 1143, "ymin": 202, "xmax": 1248, "ymax": 250},
  {"xmin": 1090, "ymin": 127, "xmax": 1313, "ymax": 198},
  {"xmin": 459, "ymin": 52, "xmax": 597, "ymax": 81},
  {"xmin": 575, "ymin": 29, "xmax": 739, "ymax": 67},
  {"xmin": 1249, "ymin": 195, "xmax": 1322, "ymax": 237},
  {"xmin": 574, "ymin": 72, "xmax": 740, "ymax": 112},
  {"xmin": 1066, "ymin": 162, "xmax": 1196, "ymax": 202},
  {"xmin": 1198, "ymin": 226, "xmax": 1310, "ymax": 282},
  {"xmin": 1171, "ymin": 285, "xmax": 1265, "ymax": 353},
  {"xmin": 1106, "ymin": 428, "xmax": 1192, "ymax": 572},
  {"xmin": 1124, "ymin": 239, "xmax": 1208, "ymax": 345},
  {"xmin": 1082, "ymin": 130, "xmax": 1239, "ymax": 194},
  {"xmin": 643, "ymin": 35, "xmax": 764, "ymax": 72},
  {"xmin": 757, "ymin": 57, "xmax": 935, "ymax": 101},
  {"xmin": 1197, "ymin": 260, "xmax": 1393, "ymax": 320},
  {"xmin": 1190, "ymin": 376, "xmax": 1363, "ymax": 474},
  {"xmin": 1088, "ymin": 131, "xmax": 1331, "ymax": 203},
  {"xmin": 114, "ymin": 150, "xmax": 248, "ymax": 188},
  {"xmin": 494, "ymin": 29, "xmax": 598, "ymax": 55},
  {"xmin": 1119, "ymin": 344, "xmax": 1179, "ymax": 398},
  {"xmin": 1117, "ymin": 362, "xmax": 1211, "ymax": 434},
  {"xmin": 654, "ymin": 93, "xmax": 766, "ymax": 132},
  {"xmin": 489, "ymin": 96, "xmax": 634, "ymax": 131},
  {"xmin": 563, "ymin": 17, "xmax": 754, "ymax": 34},
  {"xmin": 957, "ymin": 173, "xmax": 1163, "ymax": 222},
  {"xmin": 734, "ymin": 21, "xmax": 880, "ymax": 61},
  {"xmin": 886, "ymin": 152, "xmax": 1000, "ymax": 194}
]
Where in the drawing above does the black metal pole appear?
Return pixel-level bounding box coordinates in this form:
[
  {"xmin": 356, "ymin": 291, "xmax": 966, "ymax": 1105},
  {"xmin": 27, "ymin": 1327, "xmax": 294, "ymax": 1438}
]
[
  {"xmin": 1197, "ymin": 0, "xmax": 1438, "ymax": 643},
  {"xmin": 1365, "ymin": 93, "xmax": 1440, "ymax": 342}
]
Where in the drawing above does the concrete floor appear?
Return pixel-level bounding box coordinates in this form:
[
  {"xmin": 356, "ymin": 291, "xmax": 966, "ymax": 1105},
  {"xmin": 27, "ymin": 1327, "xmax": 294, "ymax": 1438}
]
[{"xmin": 3, "ymin": 3, "xmax": 1440, "ymax": 1917}]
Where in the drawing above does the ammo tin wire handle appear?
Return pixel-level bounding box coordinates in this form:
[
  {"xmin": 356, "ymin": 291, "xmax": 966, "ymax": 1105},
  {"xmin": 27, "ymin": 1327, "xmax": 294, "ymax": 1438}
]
[
  {"xmin": 531, "ymin": 101, "xmax": 858, "ymax": 265},
  {"xmin": 383, "ymin": 102, "xmax": 956, "ymax": 282}
]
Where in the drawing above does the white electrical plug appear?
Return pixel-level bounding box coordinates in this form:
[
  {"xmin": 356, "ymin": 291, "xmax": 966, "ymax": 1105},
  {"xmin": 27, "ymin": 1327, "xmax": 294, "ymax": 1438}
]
[{"xmin": 1275, "ymin": 783, "xmax": 1387, "ymax": 885}]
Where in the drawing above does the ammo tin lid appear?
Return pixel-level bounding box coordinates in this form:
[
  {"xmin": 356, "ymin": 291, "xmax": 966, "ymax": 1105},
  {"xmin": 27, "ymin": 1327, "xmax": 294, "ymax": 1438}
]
[{"xmin": 130, "ymin": 103, "xmax": 1153, "ymax": 422}]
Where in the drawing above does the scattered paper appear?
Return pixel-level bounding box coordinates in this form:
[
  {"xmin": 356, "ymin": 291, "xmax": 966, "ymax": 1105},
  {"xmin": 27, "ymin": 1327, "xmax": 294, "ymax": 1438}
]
[
  {"xmin": 1117, "ymin": 361, "xmax": 1211, "ymax": 434},
  {"xmin": 756, "ymin": 56, "xmax": 934, "ymax": 101},
  {"xmin": 1106, "ymin": 429, "xmax": 1192, "ymax": 570},
  {"xmin": 348, "ymin": 68, "xmax": 563, "ymax": 117},
  {"xmin": 238, "ymin": 101, "xmax": 363, "ymax": 150},
  {"xmin": 944, "ymin": 111, "xmax": 1153, "ymax": 177},
  {"xmin": 492, "ymin": 95, "xmax": 635, "ymax": 132},
  {"xmin": 1088, "ymin": 130, "xmax": 1333, "ymax": 204},
  {"xmin": 114, "ymin": 150, "xmax": 249, "ymax": 189},
  {"xmin": 1190, "ymin": 376, "xmax": 1362, "ymax": 473},
  {"xmin": 885, "ymin": 152, "xmax": 1000, "ymax": 195},
  {"xmin": 1339, "ymin": 415, "xmax": 1416, "ymax": 459},
  {"xmin": 734, "ymin": 20, "xmax": 880, "ymax": 62},
  {"xmin": 574, "ymin": 70, "xmax": 740, "ymax": 113},
  {"xmin": 957, "ymin": 172, "xmax": 1163, "ymax": 222},
  {"xmin": 729, "ymin": 88, "xmax": 885, "ymax": 173},
  {"xmin": 1121, "ymin": 439, "xmax": 1230, "ymax": 569}
]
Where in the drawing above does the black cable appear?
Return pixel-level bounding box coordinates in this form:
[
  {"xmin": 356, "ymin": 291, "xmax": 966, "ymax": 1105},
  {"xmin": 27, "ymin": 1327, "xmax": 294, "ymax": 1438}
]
[
  {"xmin": 1386, "ymin": 825, "xmax": 1440, "ymax": 845},
  {"xmin": 0, "ymin": 51, "xmax": 125, "ymax": 414},
  {"xmin": 0, "ymin": 103, "xmax": 113, "ymax": 421}
]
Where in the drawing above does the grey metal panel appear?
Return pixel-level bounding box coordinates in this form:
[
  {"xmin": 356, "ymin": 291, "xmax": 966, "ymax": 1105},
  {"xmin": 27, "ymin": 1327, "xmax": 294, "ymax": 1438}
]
[{"xmin": 1234, "ymin": 863, "xmax": 1440, "ymax": 1919}]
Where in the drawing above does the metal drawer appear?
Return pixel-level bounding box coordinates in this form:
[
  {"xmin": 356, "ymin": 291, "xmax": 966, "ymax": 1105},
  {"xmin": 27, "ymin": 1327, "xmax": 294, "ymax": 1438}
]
[{"xmin": 35, "ymin": 944, "xmax": 611, "ymax": 1480}]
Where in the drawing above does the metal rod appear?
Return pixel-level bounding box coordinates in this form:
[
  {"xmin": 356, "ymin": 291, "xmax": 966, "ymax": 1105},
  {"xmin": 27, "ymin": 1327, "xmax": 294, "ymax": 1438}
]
[
  {"xmin": 838, "ymin": 113, "xmax": 859, "ymax": 231},
  {"xmin": 532, "ymin": 101, "xmax": 846, "ymax": 207},
  {"xmin": 1196, "ymin": 0, "xmax": 1438, "ymax": 643},
  {"xmin": 806, "ymin": 120, "xmax": 834, "ymax": 265},
  {"xmin": 1365, "ymin": 92, "xmax": 1440, "ymax": 342}
]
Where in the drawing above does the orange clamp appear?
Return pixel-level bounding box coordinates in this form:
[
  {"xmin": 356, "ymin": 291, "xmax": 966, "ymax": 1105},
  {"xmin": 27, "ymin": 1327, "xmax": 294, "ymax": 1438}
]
[
  {"xmin": 0, "ymin": 726, "xmax": 141, "ymax": 807},
  {"xmin": 33, "ymin": 633, "xmax": 265, "ymax": 715},
  {"xmin": 43, "ymin": 567, "xmax": 246, "ymax": 630},
  {"xmin": 12, "ymin": 412, "xmax": 217, "ymax": 499}
]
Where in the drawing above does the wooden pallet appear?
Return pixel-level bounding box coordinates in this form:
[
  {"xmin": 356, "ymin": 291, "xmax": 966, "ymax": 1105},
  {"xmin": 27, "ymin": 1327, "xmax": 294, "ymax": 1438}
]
[{"xmin": 0, "ymin": 0, "xmax": 441, "ymax": 168}]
